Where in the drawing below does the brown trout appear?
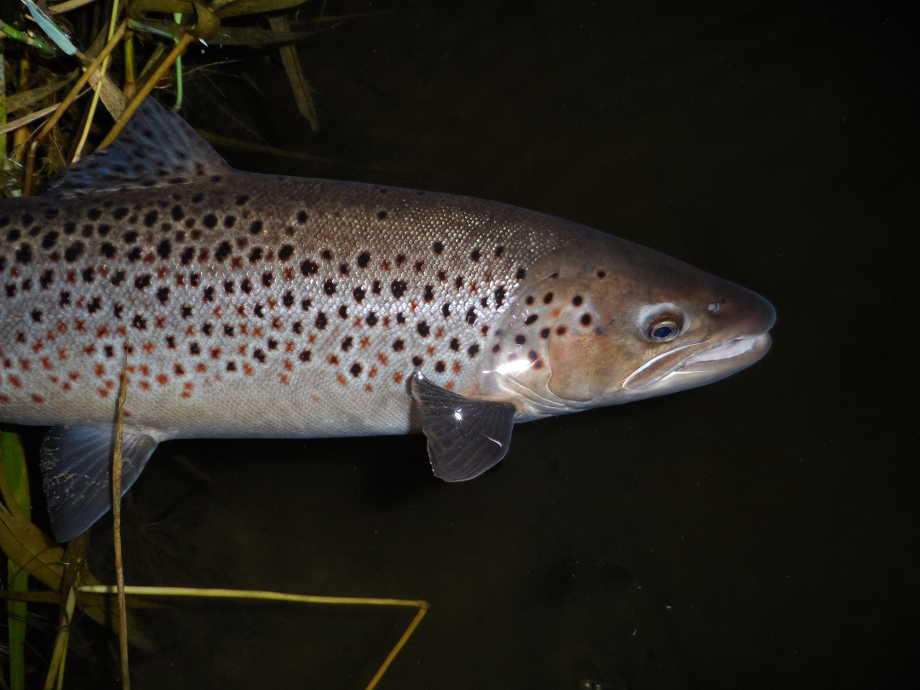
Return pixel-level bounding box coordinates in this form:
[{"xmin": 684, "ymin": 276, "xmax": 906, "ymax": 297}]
[{"xmin": 0, "ymin": 99, "xmax": 775, "ymax": 541}]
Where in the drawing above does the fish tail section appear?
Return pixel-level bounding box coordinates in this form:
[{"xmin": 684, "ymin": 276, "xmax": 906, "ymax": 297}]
[{"xmin": 40, "ymin": 425, "xmax": 159, "ymax": 542}]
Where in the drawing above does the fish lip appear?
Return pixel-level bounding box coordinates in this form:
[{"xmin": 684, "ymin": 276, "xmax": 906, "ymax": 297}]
[
  {"xmin": 676, "ymin": 332, "xmax": 772, "ymax": 374},
  {"xmin": 623, "ymin": 332, "xmax": 772, "ymax": 392}
]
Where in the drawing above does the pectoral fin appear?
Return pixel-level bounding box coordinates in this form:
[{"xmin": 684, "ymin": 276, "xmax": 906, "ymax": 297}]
[
  {"xmin": 40, "ymin": 425, "xmax": 159, "ymax": 542},
  {"xmin": 409, "ymin": 372, "xmax": 517, "ymax": 482}
]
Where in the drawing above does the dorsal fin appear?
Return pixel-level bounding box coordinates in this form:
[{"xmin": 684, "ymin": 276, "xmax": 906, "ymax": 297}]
[{"xmin": 44, "ymin": 97, "xmax": 231, "ymax": 198}]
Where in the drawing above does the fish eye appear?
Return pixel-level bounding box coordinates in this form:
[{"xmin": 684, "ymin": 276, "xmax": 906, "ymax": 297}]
[{"xmin": 645, "ymin": 314, "xmax": 683, "ymax": 342}]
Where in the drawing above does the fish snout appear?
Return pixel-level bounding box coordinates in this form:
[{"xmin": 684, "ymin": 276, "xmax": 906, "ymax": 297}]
[{"xmin": 708, "ymin": 283, "xmax": 776, "ymax": 338}]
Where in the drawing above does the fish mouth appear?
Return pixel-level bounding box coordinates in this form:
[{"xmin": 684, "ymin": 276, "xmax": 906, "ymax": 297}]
[{"xmin": 623, "ymin": 332, "xmax": 772, "ymax": 394}]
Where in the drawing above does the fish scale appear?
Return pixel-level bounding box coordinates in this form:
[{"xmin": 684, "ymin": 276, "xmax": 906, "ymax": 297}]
[{"xmin": 0, "ymin": 98, "xmax": 775, "ymax": 541}]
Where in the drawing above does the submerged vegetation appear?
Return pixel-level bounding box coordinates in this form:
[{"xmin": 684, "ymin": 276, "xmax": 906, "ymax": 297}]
[{"xmin": 1, "ymin": 0, "xmax": 426, "ymax": 685}]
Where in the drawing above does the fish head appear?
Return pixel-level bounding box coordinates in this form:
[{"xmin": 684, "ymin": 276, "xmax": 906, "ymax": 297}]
[{"xmin": 484, "ymin": 231, "xmax": 776, "ymax": 415}]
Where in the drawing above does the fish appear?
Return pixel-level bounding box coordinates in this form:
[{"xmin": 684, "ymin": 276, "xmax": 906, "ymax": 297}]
[{"xmin": 0, "ymin": 98, "xmax": 775, "ymax": 541}]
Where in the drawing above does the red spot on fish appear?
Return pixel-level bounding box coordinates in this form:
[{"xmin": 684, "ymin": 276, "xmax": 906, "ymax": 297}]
[
  {"xmin": 83, "ymin": 344, "xmax": 96, "ymax": 355},
  {"xmin": 210, "ymin": 348, "xmax": 221, "ymax": 359},
  {"xmin": 155, "ymin": 316, "xmax": 166, "ymax": 328},
  {"xmin": 368, "ymin": 366, "xmax": 378, "ymax": 378},
  {"xmin": 140, "ymin": 365, "xmax": 150, "ymax": 376},
  {"xmin": 142, "ymin": 342, "xmax": 155, "ymax": 353},
  {"xmin": 75, "ymin": 320, "xmax": 86, "ymax": 333},
  {"xmin": 157, "ymin": 267, "xmax": 168, "ymax": 279},
  {"xmin": 94, "ymin": 364, "xmax": 104, "ymax": 377},
  {"xmin": 283, "ymin": 359, "xmax": 293, "ymax": 371},
  {"xmin": 336, "ymin": 374, "xmax": 347, "ymax": 386},
  {"xmin": 98, "ymin": 387, "xmax": 110, "ymax": 397},
  {"xmin": 196, "ymin": 363, "xmax": 207, "ymax": 373},
  {"xmin": 377, "ymin": 353, "xmax": 389, "ymax": 365},
  {"xmin": 0, "ymin": 395, "xmax": 9, "ymax": 404},
  {"xmin": 139, "ymin": 381, "xmax": 151, "ymax": 390},
  {"xmin": 62, "ymin": 383, "xmax": 71, "ymax": 391},
  {"xmin": 360, "ymin": 337, "xmax": 370, "ymax": 349},
  {"xmin": 252, "ymin": 327, "xmax": 263, "ymax": 337},
  {"xmin": 279, "ymin": 373, "xmax": 291, "ymax": 385},
  {"xmin": 32, "ymin": 341, "xmax": 45, "ymax": 353},
  {"xmin": 116, "ymin": 325, "xmax": 127, "ymax": 337},
  {"xmin": 57, "ymin": 322, "xmax": 67, "ymax": 333},
  {"xmin": 308, "ymin": 334, "xmax": 316, "ymax": 344},
  {"xmin": 243, "ymin": 363, "xmax": 253, "ymax": 376},
  {"xmin": 1, "ymin": 359, "xmax": 10, "ymax": 369},
  {"xmin": 364, "ymin": 384, "xmax": 373, "ymax": 392},
  {"xmin": 41, "ymin": 357, "xmax": 52, "ymax": 370},
  {"xmin": 445, "ymin": 381, "xmax": 455, "ymax": 391},
  {"xmin": 7, "ymin": 375, "xmax": 22, "ymax": 388},
  {"xmin": 68, "ymin": 371, "xmax": 80, "ymax": 381},
  {"xmin": 105, "ymin": 379, "xmax": 115, "ymax": 389},
  {"xmin": 452, "ymin": 361, "xmax": 462, "ymax": 373},
  {"xmin": 238, "ymin": 344, "xmax": 248, "ymax": 356},
  {"xmin": 426, "ymin": 346, "xmax": 435, "ymax": 356},
  {"xmin": 96, "ymin": 325, "xmax": 109, "ymax": 337},
  {"xmin": 393, "ymin": 371, "xmax": 403, "ymax": 384},
  {"xmin": 19, "ymin": 359, "xmax": 30, "ymax": 371},
  {"xmin": 49, "ymin": 375, "xmax": 59, "ymax": 383},
  {"xmin": 156, "ymin": 374, "xmax": 168, "ymax": 385},
  {"xmin": 213, "ymin": 306, "xmax": 223, "ymax": 318},
  {"xmin": 285, "ymin": 341, "xmax": 294, "ymax": 353},
  {"xmin": 435, "ymin": 328, "xmax": 444, "ymax": 338}
]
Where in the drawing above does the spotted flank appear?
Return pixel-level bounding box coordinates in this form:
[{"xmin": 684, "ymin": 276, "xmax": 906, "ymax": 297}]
[{"xmin": 0, "ymin": 98, "xmax": 775, "ymax": 541}]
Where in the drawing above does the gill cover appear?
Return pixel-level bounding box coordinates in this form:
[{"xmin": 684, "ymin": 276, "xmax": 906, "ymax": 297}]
[{"xmin": 486, "ymin": 274, "xmax": 628, "ymax": 404}]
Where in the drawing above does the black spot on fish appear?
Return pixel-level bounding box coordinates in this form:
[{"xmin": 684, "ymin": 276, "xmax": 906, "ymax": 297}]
[
  {"xmin": 414, "ymin": 260, "xmax": 425, "ymax": 273},
  {"xmin": 366, "ymin": 311, "xmax": 379, "ymax": 326},
  {"xmin": 524, "ymin": 314, "xmax": 538, "ymax": 325},
  {"xmin": 449, "ymin": 338, "xmax": 460, "ymax": 351},
  {"xmin": 515, "ymin": 334, "xmax": 526, "ymax": 344},
  {"xmin": 283, "ymin": 291, "xmax": 295, "ymax": 307},
  {"xmin": 224, "ymin": 325, "xmax": 235, "ymax": 336},
  {"xmin": 470, "ymin": 248, "xmax": 481, "ymax": 262},
  {"xmin": 467, "ymin": 344, "xmax": 480, "ymax": 357},
  {"xmin": 338, "ymin": 305, "xmax": 348, "ymax": 319},
  {"xmin": 203, "ymin": 286, "xmax": 215, "ymax": 301},
  {"xmin": 296, "ymin": 210, "xmax": 308, "ymax": 224},
  {"xmin": 466, "ymin": 308, "xmax": 477, "ymax": 325},
  {"xmin": 301, "ymin": 298, "xmax": 312, "ymax": 311},
  {"xmin": 301, "ymin": 259, "xmax": 318, "ymax": 276},
  {"xmin": 223, "ymin": 216, "xmax": 236, "ymax": 228},
  {"xmin": 87, "ymin": 208, "xmax": 102, "ymax": 221},
  {"xmin": 321, "ymin": 249, "xmax": 333, "ymax": 261},
  {"xmin": 341, "ymin": 337, "xmax": 353, "ymax": 351},
  {"xmin": 132, "ymin": 314, "xmax": 147, "ymax": 330},
  {"xmin": 377, "ymin": 211, "xmax": 388, "ymax": 220},
  {"xmin": 241, "ymin": 278, "xmax": 253, "ymax": 294},
  {"xmin": 516, "ymin": 267, "xmax": 527, "ymax": 280},
  {"xmin": 392, "ymin": 339, "xmax": 405, "ymax": 351},
  {"xmin": 124, "ymin": 231, "xmax": 138, "ymax": 244},
  {"xmin": 299, "ymin": 350, "xmax": 311, "ymax": 362},
  {"xmin": 236, "ymin": 195, "xmax": 250, "ymax": 206},
  {"xmin": 494, "ymin": 287, "xmax": 506, "ymax": 306},
  {"xmin": 324, "ymin": 279, "xmax": 336, "ymax": 295},
  {"xmin": 59, "ymin": 291, "xmax": 71, "ymax": 306},
  {"xmin": 573, "ymin": 295, "xmax": 584, "ymax": 306},
  {"xmin": 63, "ymin": 242, "xmax": 84, "ymax": 263},
  {"xmin": 203, "ymin": 214, "xmax": 218, "ymax": 228},
  {"xmin": 353, "ymin": 287, "xmax": 366, "ymax": 303},
  {"xmin": 157, "ymin": 239, "xmax": 172, "ymax": 259},
  {"xmin": 442, "ymin": 302, "xmax": 451, "ymax": 318},
  {"xmin": 157, "ymin": 287, "xmax": 170, "ymax": 304},
  {"xmin": 214, "ymin": 241, "xmax": 232, "ymax": 261},
  {"xmin": 39, "ymin": 270, "xmax": 53, "ymax": 289},
  {"xmin": 315, "ymin": 312, "xmax": 328, "ymax": 330},
  {"xmin": 30, "ymin": 309, "xmax": 42, "ymax": 322},
  {"xmin": 248, "ymin": 247, "xmax": 263, "ymax": 262},
  {"xmin": 41, "ymin": 231, "xmax": 59, "ymax": 250},
  {"xmin": 580, "ymin": 313, "xmax": 592, "ymax": 326},
  {"xmin": 433, "ymin": 241, "xmax": 444, "ymax": 254},
  {"xmin": 350, "ymin": 362, "xmax": 362, "ymax": 376},
  {"xmin": 391, "ymin": 280, "xmax": 407, "ymax": 298},
  {"xmin": 15, "ymin": 244, "xmax": 33, "ymax": 264},
  {"xmin": 417, "ymin": 321, "xmax": 431, "ymax": 337},
  {"xmin": 596, "ymin": 271, "xmax": 607, "ymax": 278},
  {"xmin": 424, "ymin": 285, "xmax": 435, "ymax": 302},
  {"xmin": 249, "ymin": 220, "xmax": 263, "ymax": 234},
  {"xmin": 412, "ymin": 355, "xmax": 423, "ymax": 366},
  {"xmin": 357, "ymin": 251, "xmax": 371, "ymax": 268},
  {"xmin": 143, "ymin": 211, "xmax": 158, "ymax": 227},
  {"xmin": 190, "ymin": 342, "xmax": 201, "ymax": 355},
  {"xmin": 111, "ymin": 271, "xmax": 126, "ymax": 286},
  {"xmin": 262, "ymin": 272, "xmax": 274, "ymax": 287},
  {"xmin": 540, "ymin": 328, "xmax": 551, "ymax": 338},
  {"xmin": 279, "ymin": 245, "xmax": 294, "ymax": 261},
  {"xmin": 82, "ymin": 267, "xmax": 95, "ymax": 283}
]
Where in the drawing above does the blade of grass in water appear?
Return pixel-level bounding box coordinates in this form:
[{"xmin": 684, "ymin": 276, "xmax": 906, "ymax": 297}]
[{"xmin": 1, "ymin": 432, "xmax": 32, "ymax": 690}]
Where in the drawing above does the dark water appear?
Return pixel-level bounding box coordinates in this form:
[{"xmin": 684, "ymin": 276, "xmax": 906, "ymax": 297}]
[{"xmin": 22, "ymin": 1, "xmax": 914, "ymax": 688}]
